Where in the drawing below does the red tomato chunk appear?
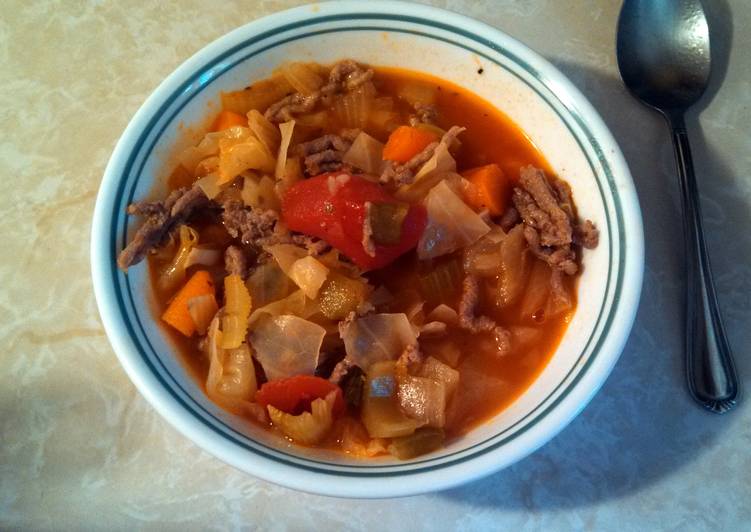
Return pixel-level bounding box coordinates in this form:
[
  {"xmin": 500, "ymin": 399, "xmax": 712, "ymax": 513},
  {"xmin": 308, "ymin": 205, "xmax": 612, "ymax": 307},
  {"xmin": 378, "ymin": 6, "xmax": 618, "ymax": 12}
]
[{"xmin": 281, "ymin": 173, "xmax": 427, "ymax": 270}]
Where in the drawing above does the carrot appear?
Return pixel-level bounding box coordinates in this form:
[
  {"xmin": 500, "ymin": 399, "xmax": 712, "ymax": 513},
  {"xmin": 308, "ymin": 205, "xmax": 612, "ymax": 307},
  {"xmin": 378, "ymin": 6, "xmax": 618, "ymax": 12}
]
[
  {"xmin": 161, "ymin": 270, "xmax": 215, "ymax": 336},
  {"xmin": 210, "ymin": 110, "xmax": 247, "ymax": 132},
  {"xmin": 382, "ymin": 126, "xmax": 439, "ymax": 163},
  {"xmin": 461, "ymin": 163, "xmax": 510, "ymax": 216}
]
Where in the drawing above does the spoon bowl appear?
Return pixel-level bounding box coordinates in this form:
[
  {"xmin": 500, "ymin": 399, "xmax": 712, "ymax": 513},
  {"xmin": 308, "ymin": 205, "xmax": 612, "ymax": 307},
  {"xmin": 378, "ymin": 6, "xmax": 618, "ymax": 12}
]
[
  {"xmin": 617, "ymin": 0, "xmax": 739, "ymax": 412},
  {"xmin": 617, "ymin": 0, "xmax": 711, "ymax": 112}
]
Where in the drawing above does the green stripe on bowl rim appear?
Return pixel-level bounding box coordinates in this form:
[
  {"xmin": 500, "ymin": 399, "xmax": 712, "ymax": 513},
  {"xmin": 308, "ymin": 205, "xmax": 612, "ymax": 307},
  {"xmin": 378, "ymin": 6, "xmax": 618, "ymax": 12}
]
[{"xmin": 108, "ymin": 13, "xmax": 624, "ymax": 477}]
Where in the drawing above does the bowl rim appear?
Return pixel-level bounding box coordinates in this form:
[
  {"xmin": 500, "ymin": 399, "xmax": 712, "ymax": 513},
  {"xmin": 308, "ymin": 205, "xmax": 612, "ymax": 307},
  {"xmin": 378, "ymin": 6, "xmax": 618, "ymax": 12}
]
[{"xmin": 91, "ymin": 0, "xmax": 644, "ymax": 498}]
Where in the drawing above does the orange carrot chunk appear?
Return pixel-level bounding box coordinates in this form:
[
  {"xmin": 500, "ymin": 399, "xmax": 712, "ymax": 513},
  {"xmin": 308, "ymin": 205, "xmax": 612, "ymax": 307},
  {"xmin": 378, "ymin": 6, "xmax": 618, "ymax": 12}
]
[
  {"xmin": 382, "ymin": 126, "xmax": 439, "ymax": 163},
  {"xmin": 161, "ymin": 270, "xmax": 216, "ymax": 336},
  {"xmin": 210, "ymin": 110, "xmax": 248, "ymax": 132},
  {"xmin": 461, "ymin": 163, "xmax": 510, "ymax": 216}
]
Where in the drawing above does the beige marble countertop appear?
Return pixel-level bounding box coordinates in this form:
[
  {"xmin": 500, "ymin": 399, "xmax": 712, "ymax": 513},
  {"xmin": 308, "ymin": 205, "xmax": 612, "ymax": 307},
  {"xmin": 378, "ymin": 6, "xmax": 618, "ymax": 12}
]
[{"xmin": 2, "ymin": 0, "xmax": 750, "ymax": 530}]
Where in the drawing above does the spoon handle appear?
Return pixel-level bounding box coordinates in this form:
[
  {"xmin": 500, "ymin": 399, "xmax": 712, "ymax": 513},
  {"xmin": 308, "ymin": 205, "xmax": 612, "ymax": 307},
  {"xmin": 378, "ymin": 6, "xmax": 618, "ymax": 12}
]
[{"xmin": 669, "ymin": 114, "xmax": 739, "ymax": 413}]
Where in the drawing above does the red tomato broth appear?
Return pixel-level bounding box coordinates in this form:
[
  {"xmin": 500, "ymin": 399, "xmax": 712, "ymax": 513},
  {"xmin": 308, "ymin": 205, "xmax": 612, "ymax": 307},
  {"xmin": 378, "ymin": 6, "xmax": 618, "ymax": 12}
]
[{"xmin": 145, "ymin": 62, "xmax": 578, "ymax": 453}]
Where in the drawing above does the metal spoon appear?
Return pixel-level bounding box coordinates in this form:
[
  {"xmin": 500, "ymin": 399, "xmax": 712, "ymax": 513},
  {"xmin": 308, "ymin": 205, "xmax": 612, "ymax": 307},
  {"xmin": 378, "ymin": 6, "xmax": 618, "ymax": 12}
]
[{"xmin": 616, "ymin": 0, "xmax": 739, "ymax": 413}]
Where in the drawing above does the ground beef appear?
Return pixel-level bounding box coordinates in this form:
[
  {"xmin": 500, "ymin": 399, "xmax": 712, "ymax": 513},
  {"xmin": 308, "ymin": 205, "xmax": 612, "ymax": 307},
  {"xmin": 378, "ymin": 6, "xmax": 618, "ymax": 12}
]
[
  {"xmin": 511, "ymin": 166, "xmax": 599, "ymax": 275},
  {"xmin": 221, "ymin": 199, "xmax": 278, "ymax": 246},
  {"xmin": 575, "ymin": 219, "xmax": 599, "ymax": 249},
  {"xmin": 458, "ymin": 275, "xmax": 511, "ymax": 355},
  {"xmin": 327, "ymin": 59, "xmax": 374, "ymax": 91},
  {"xmin": 224, "ymin": 245, "xmax": 248, "ymax": 278},
  {"xmin": 549, "ymin": 269, "xmax": 573, "ymax": 311},
  {"xmin": 265, "ymin": 60, "xmax": 373, "ymax": 123},
  {"xmin": 296, "ymin": 134, "xmax": 353, "ymax": 176},
  {"xmin": 290, "ymin": 234, "xmax": 331, "ymax": 256},
  {"xmin": 396, "ymin": 344, "xmax": 425, "ymax": 373},
  {"xmin": 499, "ymin": 206, "xmax": 521, "ymax": 232},
  {"xmin": 513, "ymin": 167, "xmax": 573, "ymax": 246},
  {"xmin": 265, "ymin": 92, "xmax": 319, "ymax": 123},
  {"xmin": 523, "ymin": 224, "xmax": 578, "ymax": 275},
  {"xmin": 380, "ymin": 126, "xmax": 465, "ymax": 185},
  {"xmin": 328, "ymin": 358, "xmax": 354, "ymax": 385},
  {"xmin": 117, "ymin": 184, "xmax": 209, "ymax": 270},
  {"xmin": 408, "ymin": 103, "xmax": 438, "ymax": 126}
]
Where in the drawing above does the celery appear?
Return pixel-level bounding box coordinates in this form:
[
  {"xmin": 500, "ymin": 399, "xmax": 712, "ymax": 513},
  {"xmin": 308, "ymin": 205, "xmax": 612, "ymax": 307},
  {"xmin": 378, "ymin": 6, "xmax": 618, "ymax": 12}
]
[{"xmin": 369, "ymin": 201, "xmax": 409, "ymax": 245}]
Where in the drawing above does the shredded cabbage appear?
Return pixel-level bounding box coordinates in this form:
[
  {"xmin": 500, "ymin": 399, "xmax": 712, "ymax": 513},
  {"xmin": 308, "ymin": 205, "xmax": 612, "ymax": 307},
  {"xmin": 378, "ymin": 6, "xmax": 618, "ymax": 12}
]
[
  {"xmin": 275, "ymin": 120, "xmax": 295, "ymax": 181},
  {"xmin": 342, "ymin": 131, "xmax": 384, "ymax": 175},
  {"xmin": 339, "ymin": 313, "xmax": 417, "ymax": 371},
  {"xmin": 334, "ymin": 84, "xmax": 375, "ymax": 129},
  {"xmin": 463, "ymin": 227, "xmax": 506, "ymax": 276},
  {"xmin": 268, "ymin": 391, "xmax": 336, "ymax": 444},
  {"xmin": 248, "ymin": 289, "xmax": 311, "ymax": 325},
  {"xmin": 495, "ymin": 224, "xmax": 529, "ymax": 308},
  {"xmin": 217, "ymin": 127, "xmax": 276, "ymax": 184},
  {"xmin": 267, "ymin": 243, "xmax": 307, "ymax": 273},
  {"xmin": 241, "ymin": 174, "xmax": 280, "ymax": 211},
  {"xmin": 206, "ymin": 318, "xmax": 257, "ymax": 411},
  {"xmin": 417, "ymin": 181, "xmax": 490, "ymax": 260},
  {"xmin": 249, "ymin": 315, "xmax": 326, "ymax": 381},
  {"xmin": 278, "ymin": 62, "xmax": 324, "ymax": 96},
  {"xmin": 194, "ymin": 156, "xmax": 219, "ymax": 177},
  {"xmin": 185, "ymin": 246, "xmax": 221, "ymax": 268},
  {"xmin": 178, "ymin": 131, "xmax": 227, "ymax": 174},
  {"xmin": 413, "ymin": 141, "xmax": 455, "ymax": 183},
  {"xmin": 247, "ymin": 109, "xmax": 280, "ymax": 156},
  {"xmin": 397, "ymin": 82, "xmax": 437, "ymax": 106},
  {"xmin": 196, "ymin": 173, "xmax": 222, "ymax": 199},
  {"xmin": 159, "ymin": 225, "xmax": 199, "ymax": 291},
  {"xmin": 245, "ymin": 261, "xmax": 291, "ymax": 309}
]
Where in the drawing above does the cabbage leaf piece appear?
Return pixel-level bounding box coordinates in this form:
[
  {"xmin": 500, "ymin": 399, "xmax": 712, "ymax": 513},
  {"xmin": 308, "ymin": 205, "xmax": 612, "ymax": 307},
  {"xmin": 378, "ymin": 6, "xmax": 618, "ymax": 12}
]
[
  {"xmin": 339, "ymin": 313, "xmax": 417, "ymax": 371},
  {"xmin": 249, "ymin": 314, "xmax": 326, "ymax": 381},
  {"xmin": 417, "ymin": 180, "xmax": 490, "ymax": 259}
]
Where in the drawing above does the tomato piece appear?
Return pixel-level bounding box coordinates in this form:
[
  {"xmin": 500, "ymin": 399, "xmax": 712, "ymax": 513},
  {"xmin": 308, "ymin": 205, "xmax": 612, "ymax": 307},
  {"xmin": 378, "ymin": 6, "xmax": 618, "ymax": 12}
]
[
  {"xmin": 255, "ymin": 375, "xmax": 345, "ymax": 416},
  {"xmin": 281, "ymin": 173, "xmax": 427, "ymax": 270}
]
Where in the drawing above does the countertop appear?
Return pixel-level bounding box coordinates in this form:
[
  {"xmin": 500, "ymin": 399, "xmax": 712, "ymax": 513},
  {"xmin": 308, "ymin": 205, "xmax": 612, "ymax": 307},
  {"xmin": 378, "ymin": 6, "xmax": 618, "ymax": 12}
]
[{"xmin": 2, "ymin": 1, "xmax": 749, "ymax": 530}]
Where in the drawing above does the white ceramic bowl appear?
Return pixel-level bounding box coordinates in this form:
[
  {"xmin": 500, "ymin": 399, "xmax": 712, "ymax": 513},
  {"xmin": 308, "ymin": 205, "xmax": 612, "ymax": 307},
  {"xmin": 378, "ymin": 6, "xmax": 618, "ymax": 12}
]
[{"xmin": 91, "ymin": 1, "xmax": 643, "ymax": 498}]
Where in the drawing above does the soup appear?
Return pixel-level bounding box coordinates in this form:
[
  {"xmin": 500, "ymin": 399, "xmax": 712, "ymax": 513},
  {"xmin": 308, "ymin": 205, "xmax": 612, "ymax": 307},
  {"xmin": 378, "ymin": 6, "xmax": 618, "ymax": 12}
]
[{"xmin": 118, "ymin": 60, "xmax": 598, "ymax": 459}]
